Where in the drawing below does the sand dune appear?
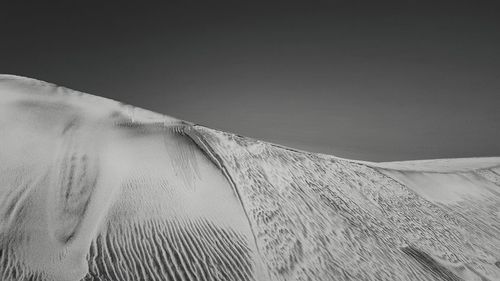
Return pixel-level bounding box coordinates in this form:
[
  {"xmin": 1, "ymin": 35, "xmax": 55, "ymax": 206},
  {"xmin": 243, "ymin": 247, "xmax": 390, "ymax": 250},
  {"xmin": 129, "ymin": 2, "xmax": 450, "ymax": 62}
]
[{"xmin": 0, "ymin": 75, "xmax": 499, "ymax": 280}]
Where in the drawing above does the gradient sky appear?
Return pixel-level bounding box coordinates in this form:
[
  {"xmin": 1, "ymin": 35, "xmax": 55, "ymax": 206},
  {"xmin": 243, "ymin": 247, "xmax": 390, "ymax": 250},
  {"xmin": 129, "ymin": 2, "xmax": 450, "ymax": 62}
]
[{"xmin": 1, "ymin": 1, "xmax": 499, "ymax": 161}]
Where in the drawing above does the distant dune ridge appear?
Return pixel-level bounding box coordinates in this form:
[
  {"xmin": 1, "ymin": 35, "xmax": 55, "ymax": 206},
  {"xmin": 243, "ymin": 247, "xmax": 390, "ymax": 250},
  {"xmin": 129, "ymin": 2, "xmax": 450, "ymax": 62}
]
[{"xmin": 0, "ymin": 75, "xmax": 499, "ymax": 281}]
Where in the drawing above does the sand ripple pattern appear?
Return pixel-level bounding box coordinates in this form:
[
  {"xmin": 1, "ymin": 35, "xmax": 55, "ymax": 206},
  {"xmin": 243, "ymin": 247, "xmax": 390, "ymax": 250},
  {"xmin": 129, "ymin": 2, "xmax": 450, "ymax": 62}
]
[
  {"xmin": 193, "ymin": 127, "xmax": 500, "ymax": 281},
  {"xmin": 1, "ymin": 75, "xmax": 499, "ymax": 280},
  {"xmin": 83, "ymin": 218, "xmax": 253, "ymax": 281}
]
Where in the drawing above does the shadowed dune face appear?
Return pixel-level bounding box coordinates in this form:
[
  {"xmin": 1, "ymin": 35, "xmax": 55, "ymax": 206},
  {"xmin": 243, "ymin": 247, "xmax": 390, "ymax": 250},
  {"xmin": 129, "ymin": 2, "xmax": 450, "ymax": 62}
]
[
  {"xmin": 194, "ymin": 128, "xmax": 500, "ymax": 281},
  {"xmin": 0, "ymin": 75, "xmax": 500, "ymax": 281}
]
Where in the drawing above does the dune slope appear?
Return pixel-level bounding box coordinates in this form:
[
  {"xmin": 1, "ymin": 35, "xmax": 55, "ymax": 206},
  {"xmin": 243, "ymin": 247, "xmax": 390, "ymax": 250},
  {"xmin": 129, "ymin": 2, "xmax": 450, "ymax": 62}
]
[{"xmin": 0, "ymin": 75, "xmax": 499, "ymax": 281}]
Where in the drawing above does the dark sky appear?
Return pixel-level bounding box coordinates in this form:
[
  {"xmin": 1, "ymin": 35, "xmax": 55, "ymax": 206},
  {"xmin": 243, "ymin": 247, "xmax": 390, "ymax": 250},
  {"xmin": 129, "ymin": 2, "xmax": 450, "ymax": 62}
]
[{"xmin": 1, "ymin": 1, "xmax": 499, "ymax": 161}]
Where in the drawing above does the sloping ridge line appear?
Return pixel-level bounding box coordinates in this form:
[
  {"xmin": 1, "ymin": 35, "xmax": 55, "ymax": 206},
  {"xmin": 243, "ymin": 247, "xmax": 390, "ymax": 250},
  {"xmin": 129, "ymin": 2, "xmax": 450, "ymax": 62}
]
[{"xmin": 182, "ymin": 125, "xmax": 268, "ymax": 277}]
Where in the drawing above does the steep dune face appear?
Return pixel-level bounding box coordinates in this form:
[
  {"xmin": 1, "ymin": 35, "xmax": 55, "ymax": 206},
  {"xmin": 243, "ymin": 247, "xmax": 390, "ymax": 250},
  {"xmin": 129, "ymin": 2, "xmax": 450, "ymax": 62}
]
[{"xmin": 0, "ymin": 75, "xmax": 499, "ymax": 281}]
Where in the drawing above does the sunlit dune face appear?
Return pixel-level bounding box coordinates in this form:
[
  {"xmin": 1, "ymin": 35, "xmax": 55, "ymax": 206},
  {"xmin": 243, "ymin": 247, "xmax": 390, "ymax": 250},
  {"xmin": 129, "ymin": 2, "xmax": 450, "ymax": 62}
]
[{"xmin": 0, "ymin": 76, "xmax": 264, "ymax": 281}]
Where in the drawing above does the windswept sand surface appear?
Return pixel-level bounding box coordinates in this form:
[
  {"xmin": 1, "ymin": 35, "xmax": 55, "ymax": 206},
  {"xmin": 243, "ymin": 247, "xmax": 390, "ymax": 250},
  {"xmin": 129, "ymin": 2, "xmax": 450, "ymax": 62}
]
[{"xmin": 0, "ymin": 75, "xmax": 499, "ymax": 281}]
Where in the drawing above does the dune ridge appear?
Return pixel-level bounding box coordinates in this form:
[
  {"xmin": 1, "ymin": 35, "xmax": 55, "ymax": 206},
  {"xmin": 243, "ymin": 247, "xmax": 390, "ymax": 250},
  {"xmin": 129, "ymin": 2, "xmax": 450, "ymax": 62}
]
[{"xmin": 0, "ymin": 75, "xmax": 499, "ymax": 280}]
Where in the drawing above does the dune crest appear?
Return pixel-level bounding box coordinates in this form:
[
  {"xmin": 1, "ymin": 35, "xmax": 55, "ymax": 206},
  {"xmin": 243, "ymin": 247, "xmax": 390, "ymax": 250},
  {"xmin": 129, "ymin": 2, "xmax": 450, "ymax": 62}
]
[{"xmin": 0, "ymin": 75, "xmax": 499, "ymax": 281}]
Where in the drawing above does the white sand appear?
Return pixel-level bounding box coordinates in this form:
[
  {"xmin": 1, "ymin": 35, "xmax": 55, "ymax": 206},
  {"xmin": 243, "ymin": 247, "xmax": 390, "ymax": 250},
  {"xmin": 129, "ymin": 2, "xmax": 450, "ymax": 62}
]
[{"xmin": 0, "ymin": 75, "xmax": 499, "ymax": 281}]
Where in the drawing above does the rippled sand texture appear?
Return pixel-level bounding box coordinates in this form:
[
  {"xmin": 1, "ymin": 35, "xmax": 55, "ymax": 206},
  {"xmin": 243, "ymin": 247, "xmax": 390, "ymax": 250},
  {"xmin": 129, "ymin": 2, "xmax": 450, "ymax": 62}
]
[{"xmin": 0, "ymin": 75, "xmax": 499, "ymax": 281}]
